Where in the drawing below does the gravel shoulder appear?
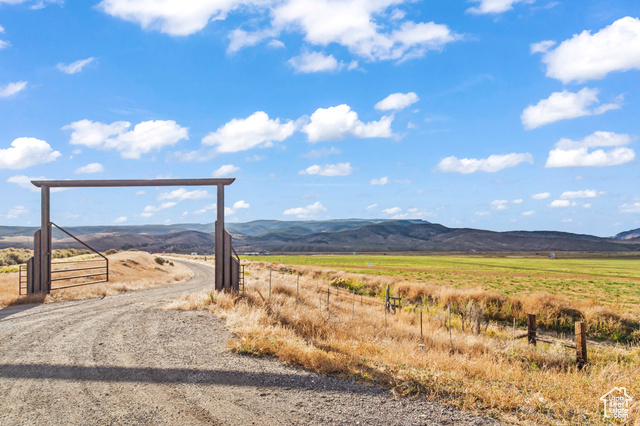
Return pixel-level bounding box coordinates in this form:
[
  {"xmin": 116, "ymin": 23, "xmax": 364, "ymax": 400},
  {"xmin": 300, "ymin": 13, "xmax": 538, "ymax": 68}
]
[{"xmin": 0, "ymin": 260, "xmax": 501, "ymax": 425}]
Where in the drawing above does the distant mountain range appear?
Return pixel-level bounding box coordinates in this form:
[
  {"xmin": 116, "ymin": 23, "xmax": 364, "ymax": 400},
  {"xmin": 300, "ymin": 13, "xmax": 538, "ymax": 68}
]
[{"xmin": 2, "ymin": 219, "xmax": 640, "ymax": 253}]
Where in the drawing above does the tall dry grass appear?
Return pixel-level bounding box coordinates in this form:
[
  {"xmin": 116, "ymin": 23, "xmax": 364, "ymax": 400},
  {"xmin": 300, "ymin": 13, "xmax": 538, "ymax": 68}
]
[
  {"xmin": 255, "ymin": 261, "xmax": 640, "ymax": 344},
  {"xmin": 0, "ymin": 252, "xmax": 193, "ymax": 307},
  {"xmin": 171, "ymin": 263, "xmax": 640, "ymax": 425}
]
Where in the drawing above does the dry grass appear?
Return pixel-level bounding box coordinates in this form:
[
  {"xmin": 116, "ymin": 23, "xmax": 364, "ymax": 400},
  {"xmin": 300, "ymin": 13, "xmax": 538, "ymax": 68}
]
[
  {"xmin": 0, "ymin": 252, "xmax": 193, "ymax": 307},
  {"xmin": 171, "ymin": 262, "xmax": 640, "ymax": 425}
]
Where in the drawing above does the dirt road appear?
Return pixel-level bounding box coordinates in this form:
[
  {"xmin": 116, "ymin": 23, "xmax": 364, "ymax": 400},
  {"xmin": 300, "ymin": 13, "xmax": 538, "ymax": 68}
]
[{"xmin": 0, "ymin": 260, "xmax": 499, "ymax": 425}]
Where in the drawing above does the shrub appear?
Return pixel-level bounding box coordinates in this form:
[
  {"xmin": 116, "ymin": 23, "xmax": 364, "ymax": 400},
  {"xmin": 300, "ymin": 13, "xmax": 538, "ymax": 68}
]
[
  {"xmin": 154, "ymin": 257, "xmax": 166, "ymax": 265},
  {"xmin": 105, "ymin": 249, "xmax": 117, "ymax": 255}
]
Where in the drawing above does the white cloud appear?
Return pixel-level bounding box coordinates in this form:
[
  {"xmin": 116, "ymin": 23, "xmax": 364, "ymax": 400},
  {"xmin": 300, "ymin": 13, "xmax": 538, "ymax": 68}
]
[
  {"xmin": 283, "ymin": 201, "xmax": 327, "ymax": 218},
  {"xmin": 521, "ymin": 88, "xmax": 620, "ymax": 130},
  {"xmin": 203, "ymin": 111, "xmax": 295, "ymax": 153},
  {"xmin": 522, "ymin": 211, "xmax": 535, "ymax": 216},
  {"xmin": 436, "ymin": 152, "xmax": 533, "ymax": 174},
  {"xmin": 158, "ymin": 188, "xmax": 210, "ymax": 201},
  {"xmin": 0, "ymin": 137, "xmax": 61, "ymax": 169},
  {"xmin": 370, "ymin": 176, "xmax": 388, "ymax": 186},
  {"xmin": 245, "ymin": 154, "xmax": 265, "ymax": 162},
  {"xmin": 98, "ymin": 0, "xmax": 250, "ymax": 36},
  {"xmin": 114, "ymin": 216, "xmax": 127, "ymax": 223},
  {"xmin": 532, "ymin": 192, "xmax": 551, "ymax": 200},
  {"xmin": 141, "ymin": 202, "xmax": 177, "ymax": 217},
  {"xmin": 99, "ymin": 0, "xmax": 459, "ymax": 63},
  {"xmin": 382, "ymin": 207, "xmax": 402, "ymax": 215},
  {"xmin": 64, "ymin": 119, "xmax": 188, "ymax": 159},
  {"xmin": 194, "ymin": 203, "xmax": 216, "ymax": 214},
  {"xmin": 466, "ymin": 0, "xmax": 529, "ymax": 15},
  {"xmin": 288, "ymin": 51, "xmax": 341, "ymax": 73},
  {"xmin": 225, "ymin": 200, "xmax": 251, "ymax": 216},
  {"xmin": 299, "ymin": 162, "xmax": 353, "ymax": 176},
  {"xmin": 512, "ymin": 199, "xmax": 523, "ymax": 204},
  {"xmin": 74, "ymin": 162, "xmax": 104, "ymax": 174},
  {"xmin": 475, "ymin": 211, "xmax": 490, "ymax": 216},
  {"xmin": 5, "ymin": 205, "xmax": 28, "ymax": 220},
  {"xmin": 228, "ymin": 28, "xmax": 277, "ymax": 53},
  {"xmin": 375, "ymin": 92, "xmax": 419, "ymax": 111},
  {"xmin": 0, "ymin": 81, "xmax": 27, "ymax": 98},
  {"xmin": 212, "ymin": 164, "xmax": 240, "ymax": 177},
  {"xmin": 539, "ymin": 17, "xmax": 640, "ymax": 83},
  {"xmin": 57, "ymin": 57, "xmax": 95, "ymax": 74},
  {"xmin": 560, "ymin": 189, "xmax": 603, "ymax": 199},
  {"xmin": 271, "ymin": 1, "xmax": 459, "ymax": 62},
  {"xmin": 549, "ymin": 200, "xmax": 576, "ymax": 208},
  {"xmin": 7, "ymin": 175, "xmax": 43, "ymax": 192},
  {"xmin": 0, "ymin": 40, "xmax": 9, "ymax": 50},
  {"xmin": 302, "ymin": 104, "xmax": 392, "ymax": 142},
  {"xmin": 619, "ymin": 203, "xmax": 640, "ymax": 214},
  {"xmin": 491, "ymin": 200, "xmax": 508, "ymax": 211},
  {"xmin": 530, "ymin": 40, "xmax": 555, "ymax": 54},
  {"xmin": 546, "ymin": 131, "xmax": 635, "ymax": 168},
  {"xmin": 366, "ymin": 203, "xmax": 378, "ymax": 210}
]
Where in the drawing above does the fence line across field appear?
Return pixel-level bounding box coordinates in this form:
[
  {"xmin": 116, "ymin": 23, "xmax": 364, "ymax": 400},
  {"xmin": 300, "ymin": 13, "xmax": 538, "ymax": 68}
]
[{"xmin": 253, "ymin": 265, "xmax": 591, "ymax": 366}]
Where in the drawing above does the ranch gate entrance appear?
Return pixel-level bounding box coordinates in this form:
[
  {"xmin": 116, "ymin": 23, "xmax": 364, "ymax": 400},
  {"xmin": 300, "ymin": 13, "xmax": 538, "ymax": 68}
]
[{"xmin": 24, "ymin": 178, "xmax": 239, "ymax": 294}]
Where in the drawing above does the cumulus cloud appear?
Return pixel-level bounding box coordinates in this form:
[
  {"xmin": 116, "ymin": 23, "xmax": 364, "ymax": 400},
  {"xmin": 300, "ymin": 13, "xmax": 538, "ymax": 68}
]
[
  {"xmin": 521, "ymin": 88, "xmax": 620, "ymax": 130},
  {"xmin": 382, "ymin": 207, "xmax": 402, "ymax": 215},
  {"xmin": 436, "ymin": 152, "xmax": 533, "ymax": 174},
  {"xmin": 5, "ymin": 205, "xmax": 28, "ymax": 220},
  {"xmin": 74, "ymin": 163, "xmax": 104, "ymax": 174},
  {"xmin": 522, "ymin": 211, "xmax": 535, "ymax": 216},
  {"xmin": 0, "ymin": 81, "xmax": 27, "ymax": 98},
  {"xmin": 302, "ymin": 104, "xmax": 392, "ymax": 142},
  {"xmin": 288, "ymin": 51, "xmax": 341, "ymax": 73},
  {"xmin": 466, "ymin": 0, "xmax": 530, "ymax": 14},
  {"xmin": 57, "ymin": 57, "xmax": 95, "ymax": 74},
  {"xmin": 549, "ymin": 200, "xmax": 576, "ymax": 208},
  {"xmin": 0, "ymin": 137, "xmax": 61, "ymax": 169},
  {"xmin": 283, "ymin": 201, "xmax": 327, "ymax": 218},
  {"xmin": 530, "ymin": 40, "xmax": 555, "ymax": 54},
  {"xmin": 491, "ymin": 200, "xmax": 508, "ymax": 211},
  {"xmin": 212, "ymin": 164, "xmax": 240, "ymax": 177},
  {"xmin": 158, "ymin": 188, "xmax": 210, "ymax": 201},
  {"xmin": 299, "ymin": 162, "xmax": 353, "ymax": 176},
  {"xmin": 99, "ymin": 0, "xmax": 460, "ymax": 63},
  {"xmin": 532, "ymin": 192, "xmax": 551, "ymax": 200},
  {"xmin": 64, "ymin": 119, "xmax": 188, "ymax": 159},
  {"xmin": 545, "ymin": 131, "xmax": 635, "ymax": 168},
  {"xmin": 619, "ymin": 203, "xmax": 640, "ymax": 214},
  {"xmin": 537, "ymin": 17, "xmax": 640, "ymax": 83},
  {"xmin": 560, "ymin": 189, "xmax": 603, "ymax": 199},
  {"xmin": 114, "ymin": 216, "xmax": 127, "ymax": 223},
  {"xmin": 203, "ymin": 111, "xmax": 295, "ymax": 153},
  {"xmin": 140, "ymin": 202, "xmax": 177, "ymax": 218},
  {"xmin": 300, "ymin": 147, "xmax": 341, "ymax": 159},
  {"xmin": 271, "ymin": 1, "xmax": 460, "ymax": 61},
  {"xmin": 370, "ymin": 176, "xmax": 388, "ymax": 185},
  {"xmin": 375, "ymin": 92, "xmax": 419, "ymax": 111},
  {"xmin": 225, "ymin": 200, "xmax": 251, "ymax": 216}
]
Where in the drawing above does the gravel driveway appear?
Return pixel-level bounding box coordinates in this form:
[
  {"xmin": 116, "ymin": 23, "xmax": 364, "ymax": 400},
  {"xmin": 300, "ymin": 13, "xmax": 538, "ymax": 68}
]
[{"xmin": 0, "ymin": 260, "xmax": 501, "ymax": 425}]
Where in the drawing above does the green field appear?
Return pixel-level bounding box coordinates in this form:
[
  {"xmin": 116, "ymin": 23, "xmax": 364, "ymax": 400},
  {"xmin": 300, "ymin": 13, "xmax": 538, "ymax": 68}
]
[{"xmin": 246, "ymin": 254, "xmax": 640, "ymax": 313}]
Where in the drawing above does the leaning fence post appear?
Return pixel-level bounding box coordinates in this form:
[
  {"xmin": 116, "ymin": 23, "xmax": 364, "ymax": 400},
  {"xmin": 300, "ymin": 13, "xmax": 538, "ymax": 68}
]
[
  {"xmin": 528, "ymin": 314, "xmax": 536, "ymax": 346},
  {"xmin": 576, "ymin": 321, "xmax": 587, "ymax": 368}
]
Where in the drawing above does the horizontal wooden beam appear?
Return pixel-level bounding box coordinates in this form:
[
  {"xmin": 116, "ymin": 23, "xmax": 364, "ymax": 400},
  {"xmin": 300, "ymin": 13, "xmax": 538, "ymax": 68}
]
[{"xmin": 31, "ymin": 178, "xmax": 235, "ymax": 188}]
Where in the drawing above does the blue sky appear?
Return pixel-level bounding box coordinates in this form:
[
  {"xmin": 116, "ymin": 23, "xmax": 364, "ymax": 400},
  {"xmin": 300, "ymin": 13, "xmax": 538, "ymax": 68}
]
[{"xmin": 1, "ymin": 0, "xmax": 639, "ymax": 237}]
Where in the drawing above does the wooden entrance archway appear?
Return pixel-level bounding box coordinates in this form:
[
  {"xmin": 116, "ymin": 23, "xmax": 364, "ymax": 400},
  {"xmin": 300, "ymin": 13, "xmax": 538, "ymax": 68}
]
[{"xmin": 29, "ymin": 178, "xmax": 236, "ymax": 294}]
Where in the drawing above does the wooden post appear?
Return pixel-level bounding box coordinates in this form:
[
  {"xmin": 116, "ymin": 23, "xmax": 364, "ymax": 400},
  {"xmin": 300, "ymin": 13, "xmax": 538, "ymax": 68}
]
[
  {"xmin": 40, "ymin": 185, "xmax": 50, "ymax": 293},
  {"xmin": 327, "ymin": 286, "xmax": 330, "ymax": 312},
  {"xmin": 527, "ymin": 314, "xmax": 536, "ymax": 346},
  {"xmin": 576, "ymin": 322, "xmax": 587, "ymax": 368},
  {"xmin": 215, "ymin": 184, "xmax": 224, "ymax": 291},
  {"xmin": 448, "ymin": 304, "xmax": 452, "ymax": 350},
  {"xmin": 352, "ymin": 290, "xmax": 355, "ymax": 320}
]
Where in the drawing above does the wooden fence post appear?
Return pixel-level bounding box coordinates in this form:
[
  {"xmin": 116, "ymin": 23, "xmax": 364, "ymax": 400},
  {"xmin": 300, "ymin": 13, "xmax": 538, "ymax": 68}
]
[
  {"xmin": 576, "ymin": 322, "xmax": 587, "ymax": 368},
  {"xmin": 528, "ymin": 314, "xmax": 536, "ymax": 346}
]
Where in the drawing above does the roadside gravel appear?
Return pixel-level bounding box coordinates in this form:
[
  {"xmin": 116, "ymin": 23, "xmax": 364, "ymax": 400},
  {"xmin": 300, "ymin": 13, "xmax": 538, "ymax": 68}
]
[{"xmin": 0, "ymin": 259, "xmax": 502, "ymax": 425}]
